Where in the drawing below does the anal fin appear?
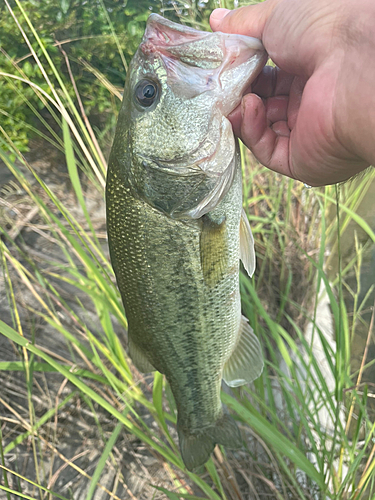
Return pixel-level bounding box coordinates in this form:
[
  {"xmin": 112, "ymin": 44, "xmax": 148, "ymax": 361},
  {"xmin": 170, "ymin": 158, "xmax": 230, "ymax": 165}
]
[
  {"xmin": 128, "ymin": 339, "xmax": 155, "ymax": 373},
  {"xmin": 223, "ymin": 316, "xmax": 263, "ymax": 387},
  {"xmin": 240, "ymin": 209, "xmax": 256, "ymax": 277}
]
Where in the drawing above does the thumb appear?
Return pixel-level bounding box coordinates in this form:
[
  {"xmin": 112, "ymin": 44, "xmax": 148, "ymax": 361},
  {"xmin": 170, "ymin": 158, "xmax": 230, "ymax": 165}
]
[
  {"xmin": 209, "ymin": 8, "xmax": 231, "ymax": 29},
  {"xmin": 210, "ymin": 1, "xmax": 278, "ymax": 40}
]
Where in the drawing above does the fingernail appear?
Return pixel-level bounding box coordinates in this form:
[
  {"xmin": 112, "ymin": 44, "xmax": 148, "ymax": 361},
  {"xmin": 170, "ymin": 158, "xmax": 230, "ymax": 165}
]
[
  {"xmin": 210, "ymin": 8, "xmax": 231, "ymax": 24},
  {"xmin": 241, "ymin": 94, "xmax": 252, "ymax": 116},
  {"xmin": 241, "ymin": 98, "xmax": 246, "ymax": 117}
]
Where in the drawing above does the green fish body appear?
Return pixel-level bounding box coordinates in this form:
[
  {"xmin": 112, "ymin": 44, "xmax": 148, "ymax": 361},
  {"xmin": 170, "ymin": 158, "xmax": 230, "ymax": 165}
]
[{"xmin": 106, "ymin": 14, "xmax": 267, "ymax": 470}]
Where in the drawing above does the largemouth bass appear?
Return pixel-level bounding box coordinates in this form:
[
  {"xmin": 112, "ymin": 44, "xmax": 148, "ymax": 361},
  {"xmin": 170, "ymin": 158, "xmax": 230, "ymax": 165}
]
[{"xmin": 106, "ymin": 14, "xmax": 267, "ymax": 471}]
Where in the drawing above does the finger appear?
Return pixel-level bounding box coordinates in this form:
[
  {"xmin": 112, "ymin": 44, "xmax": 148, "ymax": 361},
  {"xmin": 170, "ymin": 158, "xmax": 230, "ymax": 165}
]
[
  {"xmin": 229, "ymin": 69, "xmax": 293, "ymax": 134},
  {"xmin": 271, "ymin": 121, "xmax": 290, "ymax": 137},
  {"xmin": 228, "ymin": 99, "xmax": 290, "ymax": 136},
  {"xmin": 209, "ymin": 8, "xmax": 231, "ymax": 29},
  {"xmin": 265, "ymin": 96, "xmax": 289, "ymax": 125},
  {"xmin": 239, "ymin": 93, "xmax": 292, "ymax": 178},
  {"xmin": 286, "ymin": 76, "xmax": 306, "ymax": 130},
  {"xmin": 252, "ymin": 66, "xmax": 295, "ymax": 98},
  {"xmin": 228, "ymin": 105, "xmax": 242, "ymax": 137},
  {"xmin": 210, "ymin": 2, "xmax": 278, "ymax": 39}
]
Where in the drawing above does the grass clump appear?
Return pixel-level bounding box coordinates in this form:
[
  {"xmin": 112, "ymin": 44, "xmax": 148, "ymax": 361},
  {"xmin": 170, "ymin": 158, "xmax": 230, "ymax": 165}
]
[
  {"xmin": 0, "ymin": 1, "xmax": 374, "ymax": 499},
  {"xmin": 0, "ymin": 0, "xmax": 162, "ymax": 153}
]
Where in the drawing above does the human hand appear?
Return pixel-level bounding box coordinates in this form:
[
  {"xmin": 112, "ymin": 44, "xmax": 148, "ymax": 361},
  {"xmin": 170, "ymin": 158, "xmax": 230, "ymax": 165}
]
[{"xmin": 210, "ymin": 0, "xmax": 375, "ymax": 186}]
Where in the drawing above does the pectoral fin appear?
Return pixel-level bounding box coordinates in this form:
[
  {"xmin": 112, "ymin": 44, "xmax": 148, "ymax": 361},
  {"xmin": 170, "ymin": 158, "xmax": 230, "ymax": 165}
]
[
  {"xmin": 200, "ymin": 215, "xmax": 228, "ymax": 287},
  {"xmin": 128, "ymin": 339, "xmax": 155, "ymax": 373},
  {"xmin": 240, "ymin": 209, "xmax": 256, "ymax": 277},
  {"xmin": 223, "ymin": 316, "xmax": 263, "ymax": 387}
]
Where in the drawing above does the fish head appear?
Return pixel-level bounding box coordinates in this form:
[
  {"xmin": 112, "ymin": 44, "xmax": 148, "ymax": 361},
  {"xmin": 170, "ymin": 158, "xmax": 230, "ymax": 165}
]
[{"xmin": 111, "ymin": 14, "xmax": 267, "ymax": 218}]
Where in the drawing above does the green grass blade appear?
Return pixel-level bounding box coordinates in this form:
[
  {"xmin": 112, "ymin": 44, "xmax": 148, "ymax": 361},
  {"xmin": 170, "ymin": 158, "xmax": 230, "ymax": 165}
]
[
  {"xmin": 316, "ymin": 191, "xmax": 375, "ymax": 242},
  {"xmin": 84, "ymin": 416, "xmax": 125, "ymax": 500},
  {"xmin": 0, "ymin": 427, "xmax": 11, "ymax": 500},
  {"xmin": 153, "ymin": 371, "xmax": 171, "ymax": 437},
  {"xmin": 62, "ymin": 118, "xmax": 97, "ymax": 240},
  {"xmin": 0, "ymin": 319, "xmax": 177, "ymax": 461},
  {"xmin": 222, "ymin": 392, "xmax": 325, "ymax": 490},
  {"xmin": 0, "ymin": 485, "xmax": 39, "ymax": 500},
  {"xmin": 0, "ymin": 361, "xmax": 108, "ymax": 383},
  {"xmin": 153, "ymin": 486, "xmax": 181, "ymax": 499},
  {"xmin": 205, "ymin": 458, "xmax": 226, "ymax": 499}
]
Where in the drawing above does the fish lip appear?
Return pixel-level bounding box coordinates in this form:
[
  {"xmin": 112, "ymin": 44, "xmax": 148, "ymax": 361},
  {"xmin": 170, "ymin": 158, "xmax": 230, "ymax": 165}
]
[
  {"xmin": 145, "ymin": 13, "xmax": 264, "ymax": 51},
  {"xmin": 141, "ymin": 13, "xmax": 265, "ymax": 71}
]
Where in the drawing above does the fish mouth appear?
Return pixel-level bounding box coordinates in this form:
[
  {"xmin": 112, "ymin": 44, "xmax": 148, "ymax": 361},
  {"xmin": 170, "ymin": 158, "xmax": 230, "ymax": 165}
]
[
  {"xmin": 140, "ymin": 14, "xmax": 267, "ymax": 115},
  {"xmin": 142, "ymin": 14, "xmax": 264, "ymax": 58},
  {"xmin": 141, "ymin": 15, "xmax": 224, "ymax": 70}
]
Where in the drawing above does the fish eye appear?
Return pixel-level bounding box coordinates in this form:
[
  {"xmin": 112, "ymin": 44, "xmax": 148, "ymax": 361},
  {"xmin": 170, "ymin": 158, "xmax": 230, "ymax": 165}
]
[{"xmin": 134, "ymin": 79, "xmax": 158, "ymax": 108}]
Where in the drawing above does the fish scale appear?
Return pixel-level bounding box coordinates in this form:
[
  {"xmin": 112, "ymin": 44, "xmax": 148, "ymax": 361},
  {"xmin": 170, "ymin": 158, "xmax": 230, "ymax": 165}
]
[{"xmin": 106, "ymin": 14, "xmax": 267, "ymax": 470}]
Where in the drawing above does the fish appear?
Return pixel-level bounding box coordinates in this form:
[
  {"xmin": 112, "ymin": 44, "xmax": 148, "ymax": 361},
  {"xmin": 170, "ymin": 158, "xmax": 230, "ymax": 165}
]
[{"xmin": 106, "ymin": 14, "xmax": 267, "ymax": 471}]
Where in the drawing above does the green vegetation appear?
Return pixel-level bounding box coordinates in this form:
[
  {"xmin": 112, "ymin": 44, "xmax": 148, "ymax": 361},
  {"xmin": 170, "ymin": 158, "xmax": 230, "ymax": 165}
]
[
  {"xmin": 0, "ymin": 0, "xmax": 158, "ymax": 153},
  {"xmin": 0, "ymin": 1, "xmax": 374, "ymax": 499}
]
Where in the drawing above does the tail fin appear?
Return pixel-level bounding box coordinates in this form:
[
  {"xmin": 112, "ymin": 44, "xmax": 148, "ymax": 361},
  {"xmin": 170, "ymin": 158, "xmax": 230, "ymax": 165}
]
[{"xmin": 178, "ymin": 413, "xmax": 242, "ymax": 471}]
